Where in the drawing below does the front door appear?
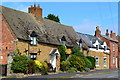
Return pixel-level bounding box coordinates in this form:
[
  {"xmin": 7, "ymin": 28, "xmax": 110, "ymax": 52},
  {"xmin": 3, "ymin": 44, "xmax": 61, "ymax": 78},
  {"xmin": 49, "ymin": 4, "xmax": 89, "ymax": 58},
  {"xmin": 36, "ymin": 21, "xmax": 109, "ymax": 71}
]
[{"xmin": 50, "ymin": 55, "xmax": 56, "ymax": 70}]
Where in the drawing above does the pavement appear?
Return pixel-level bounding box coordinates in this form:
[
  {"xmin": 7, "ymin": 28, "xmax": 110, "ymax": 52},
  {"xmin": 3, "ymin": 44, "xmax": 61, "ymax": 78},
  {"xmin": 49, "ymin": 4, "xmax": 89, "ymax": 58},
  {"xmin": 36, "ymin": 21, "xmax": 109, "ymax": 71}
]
[{"xmin": 24, "ymin": 68, "xmax": 119, "ymax": 78}]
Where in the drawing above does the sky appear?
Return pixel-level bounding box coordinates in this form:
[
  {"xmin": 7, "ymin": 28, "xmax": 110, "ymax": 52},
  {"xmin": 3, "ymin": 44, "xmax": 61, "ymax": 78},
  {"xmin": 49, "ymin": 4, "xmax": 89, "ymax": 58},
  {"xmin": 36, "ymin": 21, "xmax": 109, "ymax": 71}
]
[{"xmin": 2, "ymin": 2, "xmax": 118, "ymax": 35}]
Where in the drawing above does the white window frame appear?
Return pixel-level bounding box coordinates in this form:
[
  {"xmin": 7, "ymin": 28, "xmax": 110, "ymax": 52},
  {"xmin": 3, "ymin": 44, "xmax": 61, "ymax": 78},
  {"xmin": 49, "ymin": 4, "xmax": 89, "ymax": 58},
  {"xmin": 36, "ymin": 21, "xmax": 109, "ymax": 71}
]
[
  {"xmin": 0, "ymin": 55, "xmax": 3, "ymax": 59},
  {"xmin": 112, "ymin": 57, "xmax": 115, "ymax": 64},
  {"xmin": 95, "ymin": 57, "xmax": 99, "ymax": 67},
  {"xmin": 96, "ymin": 45, "xmax": 99, "ymax": 50},
  {"xmin": 30, "ymin": 36, "xmax": 37, "ymax": 45},
  {"xmin": 104, "ymin": 46, "xmax": 107, "ymax": 51},
  {"xmin": 104, "ymin": 57, "xmax": 107, "ymax": 67},
  {"xmin": 112, "ymin": 44, "xmax": 115, "ymax": 52}
]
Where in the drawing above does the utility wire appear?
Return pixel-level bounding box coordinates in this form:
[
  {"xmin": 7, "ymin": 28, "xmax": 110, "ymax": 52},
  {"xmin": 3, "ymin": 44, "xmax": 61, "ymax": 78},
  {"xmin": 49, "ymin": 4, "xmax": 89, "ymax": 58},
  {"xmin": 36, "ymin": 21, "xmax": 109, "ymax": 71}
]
[{"xmin": 108, "ymin": 2, "xmax": 115, "ymax": 32}]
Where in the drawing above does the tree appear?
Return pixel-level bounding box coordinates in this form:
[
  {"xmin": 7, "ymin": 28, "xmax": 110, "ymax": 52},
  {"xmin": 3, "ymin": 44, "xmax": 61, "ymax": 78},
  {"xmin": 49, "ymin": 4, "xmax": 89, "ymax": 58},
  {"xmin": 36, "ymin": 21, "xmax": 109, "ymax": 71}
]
[{"xmin": 44, "ymin": 14, "xmax": 60, "ymax": 23}]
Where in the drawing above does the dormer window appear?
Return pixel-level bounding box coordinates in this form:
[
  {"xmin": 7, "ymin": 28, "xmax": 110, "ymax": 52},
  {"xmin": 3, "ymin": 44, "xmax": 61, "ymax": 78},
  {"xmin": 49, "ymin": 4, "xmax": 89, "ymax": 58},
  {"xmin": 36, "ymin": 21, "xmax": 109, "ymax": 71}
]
[
  {"xmin": 29, "ymin": 31, "xmax": 37, "ymax": 45},
  {"xmin": 30, "ymin": 37, "xmax": 37, "ymax": 45},
  {"xmin": 79, "ymin": 39, "xmax": 82, "ymax": 49},
  {"xmin": 60, "ymin": 36, "xmax": 66, "ymax": 46},
  {"xmin": 104, "ymin": 46, "xmax": 107, "ymax": 51},
  {"xmin": 96, "ymin": 45, "xmax": 99, "ymax": 50}
]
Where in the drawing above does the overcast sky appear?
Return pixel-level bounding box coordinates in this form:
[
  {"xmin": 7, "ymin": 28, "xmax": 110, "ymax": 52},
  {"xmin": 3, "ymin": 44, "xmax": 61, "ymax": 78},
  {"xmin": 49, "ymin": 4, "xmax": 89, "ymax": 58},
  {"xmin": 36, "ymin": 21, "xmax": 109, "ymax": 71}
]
[{"xmin": 2, "ymin": 2, "xmax": 118, "ymax": 35}]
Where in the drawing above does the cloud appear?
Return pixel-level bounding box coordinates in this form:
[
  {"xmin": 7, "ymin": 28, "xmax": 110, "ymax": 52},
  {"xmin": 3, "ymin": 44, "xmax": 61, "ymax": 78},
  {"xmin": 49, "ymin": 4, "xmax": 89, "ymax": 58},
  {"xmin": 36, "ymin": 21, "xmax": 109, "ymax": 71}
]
[
  {"xmin": 73, "ymin": 19, "xmax": 100, "ymax": 35},
  {"xmin": 73, "ymin": 19, "xmax": 118, "ymax": 35}
]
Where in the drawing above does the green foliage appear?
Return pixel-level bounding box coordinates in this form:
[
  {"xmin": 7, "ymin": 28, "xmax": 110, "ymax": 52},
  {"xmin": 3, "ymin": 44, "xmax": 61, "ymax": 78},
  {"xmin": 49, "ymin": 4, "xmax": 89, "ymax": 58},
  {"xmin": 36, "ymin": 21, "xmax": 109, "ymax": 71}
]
[
  {"xmin": 58, "ymin": 46, "xmax": 67, "ymax": 62},
  {"xmin": 34, "ymin": 60, "xmax": 43, "ymax": 69},
  {"xmin": 11, "ymin": 54, "xmax": 30, "ymax": 74},
  {"xmin": 40, "ymin": 62, "xmax": 48, "ymax": 75},
  {"xmin": 85, "ymin": 58, "xmax": 92, "ymax": 68},
  {"xmin": 71, "ymin": 46, "xmax": 85, "ymax": 58},
  {"xmin": 86, "ymin": 56, "xmax": 96, "ymax": 69},
  {"xmin": 60, "ymin": 61, "xmax": 71, "ymax": 71},
  {"xmin": 44, "ymin": 14, "xmax": 60, "ymax": 23},
  {"xmin": 16, "ymin": 49, "xmax": 22, "ymax": 55},
  {"xmin": 67, "ymin": 67, "xmax": 77, "ymax": 73},
  {"xmin": 71, "ymin": 46, "xmax": 80, "ymax": 54},
  {"xmin": 28, "ymin": 60, "xmax": 38, "ymax": 74},
  {"xmin": 68, "ymin": 55, "xmax": 86, "ymax": 71}
]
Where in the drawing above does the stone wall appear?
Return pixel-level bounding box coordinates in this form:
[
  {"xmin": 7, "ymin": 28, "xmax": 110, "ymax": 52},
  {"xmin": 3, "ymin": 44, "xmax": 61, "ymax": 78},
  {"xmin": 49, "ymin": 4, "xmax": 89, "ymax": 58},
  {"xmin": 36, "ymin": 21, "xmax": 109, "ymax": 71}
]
[
  {"xmin": 16, "ymin": 40, "xmax": 61, "ymax": 71},
  {"xmin": 82, "ymin": 49, "xmax": 109, "ymax": 69}
]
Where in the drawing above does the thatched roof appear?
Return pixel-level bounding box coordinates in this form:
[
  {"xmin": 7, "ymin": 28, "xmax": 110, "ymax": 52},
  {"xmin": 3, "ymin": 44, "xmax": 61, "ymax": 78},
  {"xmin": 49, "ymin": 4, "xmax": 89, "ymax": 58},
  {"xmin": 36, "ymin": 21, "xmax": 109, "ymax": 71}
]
[{"xmin": 1, "ymin": 6, "xmax": 79, "ymax": 47}]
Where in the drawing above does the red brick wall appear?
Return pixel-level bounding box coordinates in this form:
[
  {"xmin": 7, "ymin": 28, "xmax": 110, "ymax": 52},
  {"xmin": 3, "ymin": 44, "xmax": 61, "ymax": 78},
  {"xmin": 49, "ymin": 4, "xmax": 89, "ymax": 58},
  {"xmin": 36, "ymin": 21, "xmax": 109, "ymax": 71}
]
[
  {"xmin": 28, "ymin": 4, "xmax": 42, "ymax": 18},
  {"xmin": 0, "ymin": 15, "xmax": 16, "ymax": 64},
  {"xmin": 95, "ymin": 29, "xmax": 118, "ymax": 68}
]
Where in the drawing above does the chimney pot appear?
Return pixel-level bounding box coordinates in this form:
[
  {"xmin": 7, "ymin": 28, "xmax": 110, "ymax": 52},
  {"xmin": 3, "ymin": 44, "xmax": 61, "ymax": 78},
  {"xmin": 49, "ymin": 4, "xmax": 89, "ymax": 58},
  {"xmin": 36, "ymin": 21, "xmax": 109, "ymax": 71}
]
[
  {"xmin": 34, "ymin": 4, "xmax": 36, "ymax": 7},
  {"xmin": 106, "ymin": 29, "xmax": 108, "ymax": 33},
  {"xmin": 111, "ymin": 30, "xmax": 112, "ymax": 33},
  {"xmin": 38, "ymin": 4, "xmax": 40, "ymax": 8},
  {"xmin": 96, "ymin": 26, "xmax": 100, "ymax": 30},
  {"xmin": 106, "ymin": 29, "xmax": 109, "ymax": 36}
]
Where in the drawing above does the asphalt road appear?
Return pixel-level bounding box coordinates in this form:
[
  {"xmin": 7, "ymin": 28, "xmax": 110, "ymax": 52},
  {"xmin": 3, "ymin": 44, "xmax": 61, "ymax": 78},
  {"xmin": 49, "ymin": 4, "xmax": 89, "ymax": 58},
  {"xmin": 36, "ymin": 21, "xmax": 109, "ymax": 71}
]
[
  {"xmin": 25, "ymin": 69, "xmax": 119, "ymax": 78},
  {"xmin": 76, "ymin": 71, "xmax": 118, "ymax": 78}
]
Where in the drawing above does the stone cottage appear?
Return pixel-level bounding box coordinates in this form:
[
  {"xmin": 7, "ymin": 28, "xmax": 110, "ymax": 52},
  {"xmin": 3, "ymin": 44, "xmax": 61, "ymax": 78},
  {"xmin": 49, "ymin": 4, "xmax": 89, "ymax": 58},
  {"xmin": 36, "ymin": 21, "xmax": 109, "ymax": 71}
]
[{"xmin": 0, "ymin": 5, "xmax": 79, "ymax": 75}]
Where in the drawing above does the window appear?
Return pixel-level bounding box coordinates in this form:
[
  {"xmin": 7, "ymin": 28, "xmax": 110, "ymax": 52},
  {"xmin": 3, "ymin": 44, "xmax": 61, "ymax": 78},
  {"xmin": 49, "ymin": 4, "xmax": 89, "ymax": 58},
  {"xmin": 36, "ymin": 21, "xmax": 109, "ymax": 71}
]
[
  {"xmin": 60, "ymin": 36, "xmax": 66, "ymax": 46},
  {"xmin": 96, "ymin": 45, "xmax": 99, "ymax": 50},
  {"xmin": 29, "ymin": 31, "xmax": 37, "ymax": 45},
  {"xmin": 0, "ymin": 55, "xmax": 3, "ymax": 59},
  {"xmin": 79, "ymin": 43, "xmax": 82, "ymax": 49},
  {"xmin": 95, "ymin": 57, "xmax": 99, "ymax": 67},
  {"xmin": 112, "ymin": 44, "xmax": 115, "ymax": 51},
  {"xmin": 104, "ymin": 57, "xmax": 107, "ymax": 67},
  {"xmin": 30, "ymin": 53, "xmax": 37, "ymax": 60},
  {"xmin": 112, "ymin": 57, "xmax": 115, "ymax": 64},
  {"xmin": 104, "ymin": 46, "xmax": 107, "ymax": 51},
  {"xmin": 30, "ymin": 37, "xmax": 37, "ymax": 45}
]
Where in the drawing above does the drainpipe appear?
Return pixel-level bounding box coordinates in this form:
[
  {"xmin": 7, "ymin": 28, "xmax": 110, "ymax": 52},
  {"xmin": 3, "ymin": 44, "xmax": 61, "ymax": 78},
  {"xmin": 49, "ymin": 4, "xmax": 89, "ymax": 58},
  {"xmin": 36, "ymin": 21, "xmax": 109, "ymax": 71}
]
[
  {"xmin": 14, "ymin": 39, "xmax": 18, "ymax": 54},
  {"xmin": 28, "ymin": 41, "xmax": 30, "ymax": 56}
]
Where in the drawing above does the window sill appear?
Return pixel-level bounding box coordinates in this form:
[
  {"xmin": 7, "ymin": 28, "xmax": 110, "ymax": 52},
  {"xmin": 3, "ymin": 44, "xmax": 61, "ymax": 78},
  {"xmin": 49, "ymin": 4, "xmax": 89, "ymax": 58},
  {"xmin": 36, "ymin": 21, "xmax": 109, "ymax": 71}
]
[
  {"xmin": 96, "ymin": 65, "xmax": 99, "ymax": 67},
  {"xmin": 30, "ymin": 44, "xmax": 37, "ymax": 46}
]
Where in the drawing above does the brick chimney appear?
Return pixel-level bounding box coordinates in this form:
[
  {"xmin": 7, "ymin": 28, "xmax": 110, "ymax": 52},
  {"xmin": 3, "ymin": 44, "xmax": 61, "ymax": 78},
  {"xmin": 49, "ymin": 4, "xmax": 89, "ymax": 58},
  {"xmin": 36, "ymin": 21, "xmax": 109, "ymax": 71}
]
[
  {"xmin": 95, "ymin": 26, "xmax": 101, "ymax": 37},
  {"xmin": 110, "ymin": 30, "xmax": 116, "ymax": 40},
  {"xmin": 28, "ymin": 4, "xmax": 42, "ymax": 18},
  {"xmin": 106, "ymin": 29, "xmax": 109, "ymax": 36}
]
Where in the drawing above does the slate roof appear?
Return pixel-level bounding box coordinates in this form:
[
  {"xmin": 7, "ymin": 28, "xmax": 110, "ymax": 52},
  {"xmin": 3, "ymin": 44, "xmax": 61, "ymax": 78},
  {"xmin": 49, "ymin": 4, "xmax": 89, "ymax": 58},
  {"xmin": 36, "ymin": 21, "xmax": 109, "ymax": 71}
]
[
  {"xmin": 101, "ymin": 35, "xmax": 118, "ymax": 42},
  {"xmin": 1, "ymin": 6, "xmax": 79, "ymax": 47},
  {"xmin": 77, "ymin": 32, "xmax": 110, "ymax": 50}
]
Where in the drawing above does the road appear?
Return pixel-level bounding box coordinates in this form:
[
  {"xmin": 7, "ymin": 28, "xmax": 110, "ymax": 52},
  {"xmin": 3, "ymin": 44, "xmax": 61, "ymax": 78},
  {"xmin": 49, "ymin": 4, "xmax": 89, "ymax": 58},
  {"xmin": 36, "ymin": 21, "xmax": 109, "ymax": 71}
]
[
  {"xmin": 25, "ymin": 69, "xmax": 119, "ymax": 79},
  {"xmin": 75, "ymin": 71, "xmax": 118, "ymax": 78}
]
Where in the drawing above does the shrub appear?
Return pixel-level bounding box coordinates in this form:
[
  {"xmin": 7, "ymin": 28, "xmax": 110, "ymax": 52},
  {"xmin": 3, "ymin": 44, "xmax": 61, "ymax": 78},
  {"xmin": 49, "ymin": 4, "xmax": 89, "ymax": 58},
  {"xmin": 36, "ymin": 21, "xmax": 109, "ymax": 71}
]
[
  {"xmin": 85, "ymin": 58, "xmax": 92, "ymax": 69},
  {"xmin": 68, "ymin": 55, "xmax": 86, "ymax": 71},
  {"xmin": 71, "ymin": 46, "xmax": 80, "ymax": 54},
  {"xmin": 40, "ymin": 62, "xmax": 48, "ymax": 75},
  {"xmin": 86, "ymin": 56, "xmax": 96, "ymax": 69},
  {"xmin": 60, "ymin": 61, "xmax": 71, "ymax": 71},
  {"xmin": 58, "ymin": 46, "xmax": 67, "ymax": 61},
  {"xmin": 11, "ymin": 55, "xmax": 30, "ymax": 74},
  {"xmin": 67, "ymin": 67, "xmax": 77, "ymax": 73},
  {"xmin": 34, "ymin": 60, "xmax": 43, "ymax": 69},
  {"xmin": 28, "ymin": 60, "xmax": 35, "ymax": 74}
]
